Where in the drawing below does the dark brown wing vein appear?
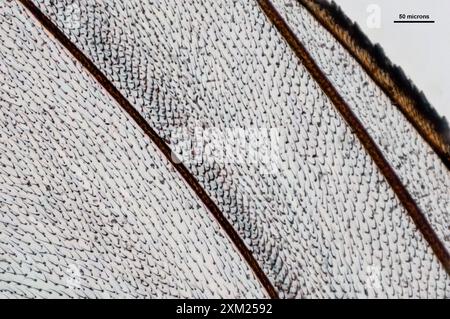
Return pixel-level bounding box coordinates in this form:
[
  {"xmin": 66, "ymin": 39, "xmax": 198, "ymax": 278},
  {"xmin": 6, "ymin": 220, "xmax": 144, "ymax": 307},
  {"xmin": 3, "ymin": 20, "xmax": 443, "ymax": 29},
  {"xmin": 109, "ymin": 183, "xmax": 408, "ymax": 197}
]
[
  {"xmin": 297, "ymin": 0, "xmax": 450, "ymax": 169},
  {"xmin": 17, "ymin": 0, "xmax": 279, "ymax": 298},
  {"xmin": 257, "ymin": 0, "xmax": 450, "ymax": 274}
]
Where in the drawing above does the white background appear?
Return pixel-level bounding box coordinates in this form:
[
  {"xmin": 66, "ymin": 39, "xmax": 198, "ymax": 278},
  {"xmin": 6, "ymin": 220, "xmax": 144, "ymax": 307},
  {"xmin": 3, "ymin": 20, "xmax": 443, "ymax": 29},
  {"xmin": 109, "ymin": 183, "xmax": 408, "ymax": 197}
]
[{"xmin": 334, "ymin": 0, "xmax": 450, "ymax": 121}]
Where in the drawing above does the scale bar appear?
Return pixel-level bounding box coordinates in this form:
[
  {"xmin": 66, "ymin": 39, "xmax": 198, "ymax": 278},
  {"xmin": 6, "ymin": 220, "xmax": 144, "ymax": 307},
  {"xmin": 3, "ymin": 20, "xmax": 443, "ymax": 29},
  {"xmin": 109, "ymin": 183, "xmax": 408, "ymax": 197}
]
[{"xmin": 394, "ymin": 20, "xmax": 435, "ymax": 23}]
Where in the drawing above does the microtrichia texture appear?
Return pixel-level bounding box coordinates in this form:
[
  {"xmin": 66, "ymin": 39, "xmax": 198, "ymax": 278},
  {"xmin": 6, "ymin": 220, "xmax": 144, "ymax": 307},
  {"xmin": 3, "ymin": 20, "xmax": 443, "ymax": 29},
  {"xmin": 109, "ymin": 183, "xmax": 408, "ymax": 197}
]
[
  {"xmin": 272, "ymin": 0, "xmax": 450, "ymax": 253},
  {"xmin": 0, "ymin": 1, "xmax": 266, "ymax": 298},
  {"xmin": 30, "ymin": 0, "xmax": 450, "ymax": 297}
]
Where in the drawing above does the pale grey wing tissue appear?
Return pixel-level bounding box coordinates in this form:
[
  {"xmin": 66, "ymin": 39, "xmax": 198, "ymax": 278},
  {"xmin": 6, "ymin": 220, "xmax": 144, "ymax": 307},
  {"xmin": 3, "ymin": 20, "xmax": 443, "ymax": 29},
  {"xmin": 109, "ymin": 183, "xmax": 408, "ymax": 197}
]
[{"xmin": 0, "ymin": 0, "xmax": 448, "ymax": 298}]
